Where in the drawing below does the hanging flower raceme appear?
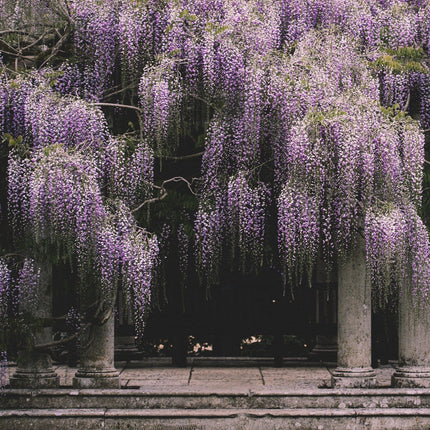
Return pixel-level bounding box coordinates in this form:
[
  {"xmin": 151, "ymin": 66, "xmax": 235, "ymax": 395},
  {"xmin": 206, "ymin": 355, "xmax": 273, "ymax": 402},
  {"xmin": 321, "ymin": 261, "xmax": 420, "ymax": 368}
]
[
  {"xmin": 139, "ymin": 60, "xmax": 182, "ymax": 156},
  {"xmin": 278, "ymin": 182, "xmax": 320, "ymax": 287},
  {"xmin": 194, "ymin": 198, "xmax": 224, "ymax": 290},
  {"xmin": 222, "ymin": 0, "xmax": 281, "ymax": 55},
  {"xmin": 93, "ymin": 200, "xmax": 159, "ymax": 331},
  {"xmin": 365, "ymin": 206, "xmax": 407, "ymax": 307},
  {"xmin": 53, "ymin": 63, "xmax": 84, "ymax": 98},
  {"xmin": 95, "ymin": 222, "xmax": 121, "ymax": 307},
  {"xmin": 375, "ymin": 47, "xmax": 429, "ymax": 128},
  {"xmin": 418, "ymin": 72, "xmax": 430, "ymax": 129},
  {"xmin": 366, "ymin": 204, "xmax": 430, "ymax": 307},
  {"xmin": 396, "ymin": 116, "xmax": 425, "ymax": 208},
  {"xmin": 119, "ymin": 1, "xmax": 165, "ymax": 82},
  {"xmin": 0, "ymin": 258, "xmax": 11, "ymax": 320},
  {"xmin": 71, "ymin": 0, "xmax": 119, "ymax": 100},
  {"xmin": 201, "ymin": 116, "xmax": 230, "ymax": 196},
  {"xmin": 212, "ymin": 38, "xmax": 246, "ymax": 107},
  {"xmin": 0, "ymin": 68, "xmax": 8, "ymax": 138},
  {"xmin": 122, "ymin": 226, "xmax": 159, "ymax": 339},
  {"xmin": 232, "ymin": 67, "xmax": 263, "ymax": 171},
  {"xmin": 177, "ymin": 224, "xmax": 190, "ymax": 289},
  {"xmin": 1, "ymin": 77, "xmax": 35, "ymax": 142},
  {"xmin": 379, "ymin": 71, "xmax": 410, "ymax": 110},
  {"xmin": 16, "ymin": 258, "xmax": 40, "ymax": 315},
  {"xmin": 227, "ymin": 172, "xmax": 269, "ymax": 271},
  {"xmin": 100, "ymin": 138, "xmax": 154, "ymax": 208},
  {"xmin": 404, "ymin": 206, "xmax": 430, "ymax": 302},
  {"xmin": 8, "ymin": 154, "xmax": 32, "ymax": 237}
]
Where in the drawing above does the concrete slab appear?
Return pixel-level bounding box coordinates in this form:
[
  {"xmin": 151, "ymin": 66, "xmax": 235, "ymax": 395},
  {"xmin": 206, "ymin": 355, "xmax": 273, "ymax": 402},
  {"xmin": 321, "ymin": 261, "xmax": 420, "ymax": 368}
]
[
  {"xmin": 262, "ymin": 366, "xmax": 331, "ymax": 378},
  {"xmin": 190, "ymin": 367, "xmax": 262, "ymax": 380},
  {"xmin": 126, "ymin": 379, "xmax": 190, "ymax": 388},
  {"xmin": 261, "ymin": 366, "xmax": 331, "ymax": 388},
  {"xmin": 121, "ymin": 367, "xmax": 190, "ymax": 381}
]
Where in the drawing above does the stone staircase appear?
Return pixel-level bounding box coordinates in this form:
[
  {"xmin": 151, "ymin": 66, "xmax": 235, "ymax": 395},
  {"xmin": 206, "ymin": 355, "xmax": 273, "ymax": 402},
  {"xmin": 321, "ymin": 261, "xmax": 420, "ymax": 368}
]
[{"xmin": 2, "ymin": 387, "xmax": 430, "ymax": 429}]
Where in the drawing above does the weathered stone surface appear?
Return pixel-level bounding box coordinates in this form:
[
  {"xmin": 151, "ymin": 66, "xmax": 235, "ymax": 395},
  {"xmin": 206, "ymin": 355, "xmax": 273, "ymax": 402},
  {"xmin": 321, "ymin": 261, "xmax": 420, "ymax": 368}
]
[
  {"xmin": 9, "ymin": 351, "xmax": 59, "ymax": 388},
  {"xmin": 73, "ymin": 312, "xmax": 120, "ymax": 389},
  {"xmin": 392, "ymin": 291, "xmax": 430, "ymax": 388},
  {"xmin": 262, "ymin": 367, "xmax": 331, "ymax": 389},
  {"xmin": 2, "ymin": 407, "xmax": 430, "ymax": 430},
  {"xmin": 3, "ymin": 386, "xmax": 430, "ymax": 410},
  {"xmin": 393, "ymin": 368, "xmax": 430, "ymax": 388},
  {"xmin": 189, "ymin": 367, "xmax": 263, "ymax": 388},
  {"xmin": 332, "ymin": 234, "xmax": 376, "ymax": 388}
]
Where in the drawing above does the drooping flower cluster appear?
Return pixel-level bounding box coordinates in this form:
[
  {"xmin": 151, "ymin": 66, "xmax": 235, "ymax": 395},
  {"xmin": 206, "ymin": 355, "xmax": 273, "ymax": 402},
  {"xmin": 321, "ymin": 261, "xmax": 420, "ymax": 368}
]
[
  {"xmin": 24, "ymin": 90, "xmax": 109, "ymax": 148},
  {"xmin": 100, "ymin": 138, "xmax": 154, "ymax": 208},
  {"xmin": 139, "ymin": 61, "xmax": 183, "ymax": 156},
  {"xmin": 8, "ymin": 142, "xmax": 158, "ymax": 332},
  {"xmin": 71, "ymin": 0, "xmax": 118, "ymax": 100},
  {"xmin": 227, "ymin": 173, "xmax": 268, "ymax": 271},
  {"xmin": 0, "ymin": 259, "xmax": 11, "ymax": 320},
  {"xmin": 0, "ymin": 76, "xmax": 109, "ymax": 148},
  {"xmin": 122, "ymin": 225, "xmax": 159, "ymax": 339},
  {"xmin": 9, "ymin": 147, "xmax": 105, "ymax": 264},
  {"xmin": 1, "ymin": 0, "xmax": 430, "ymax": 336},
  {"xmin": 177, "ymin": 224, "xmax": 190, "ymax": 290},
  {"xmin": 278, "ymin": 183, "xmax": 320, "ymax": 286},
  {"xmin": 16, "ymin": 258, "xmax": 40, "ymax": 315},
  {"xmin": 194, "ymin": 200, "xmax": 224, "ymax": 290},
  {"xmin": 366, "ymin": 204, "xmax": 430, "ymax": 306},
  {"xmin": 118, "ymin": 1, "xmax": 165, "ymax": 82}
]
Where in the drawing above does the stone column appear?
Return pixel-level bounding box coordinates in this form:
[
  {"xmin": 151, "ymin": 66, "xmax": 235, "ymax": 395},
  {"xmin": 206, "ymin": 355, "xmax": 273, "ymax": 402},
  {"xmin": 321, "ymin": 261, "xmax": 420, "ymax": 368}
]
[
  {"xmin": 392, "ymin": 291, "xmax": 430, "ymax": 388},
  {"xmin": 10, "ymin": 262, "xmax": 59, "ymax": 388},
  {"xmin": 73, "ymin": 310, "xmax": 120, "ymax": 389},
  {"xmin": 331, "ymin": 234, "xmax": 376, "ymax": 388}
]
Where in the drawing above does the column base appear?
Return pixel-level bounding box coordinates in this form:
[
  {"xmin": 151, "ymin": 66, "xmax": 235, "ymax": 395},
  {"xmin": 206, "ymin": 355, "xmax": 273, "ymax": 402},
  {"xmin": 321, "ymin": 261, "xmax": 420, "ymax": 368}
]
[
  {"xmin": 10, "ymin": 370, "xmax": 60, "ymax": 388},
  {"xmin": 10, "ymin": 351, "xmax": 59, "ymax": 389},
  {"xmin": 73, "ymin": 368, "xmax": 121, "ymax": 389},
  {"xmin": 392, "ymin": 367, "xmax": 430, "ymax": 388},
  {"xmin": 331, "ymin": 367, "xmax": 376, "ymax": 388}
]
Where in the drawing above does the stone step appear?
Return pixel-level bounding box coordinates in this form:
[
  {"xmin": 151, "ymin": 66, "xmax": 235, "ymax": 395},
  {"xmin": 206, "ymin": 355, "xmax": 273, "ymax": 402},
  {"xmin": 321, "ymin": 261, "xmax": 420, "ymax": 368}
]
[
  {"xmin": 2, "ymin": 388, "xmax": 430, "ymax": 410},
  {"xmin": 1, "ymin": 407, "xmax": 430, "ymax": 429}
]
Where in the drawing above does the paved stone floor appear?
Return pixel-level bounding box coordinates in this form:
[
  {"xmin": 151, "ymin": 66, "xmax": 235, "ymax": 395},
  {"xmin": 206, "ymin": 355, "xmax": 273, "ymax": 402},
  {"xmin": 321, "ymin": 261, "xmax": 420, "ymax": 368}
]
[{"xmin": 5, "ymin": 358, "xmax": 396, "ymax": 390}]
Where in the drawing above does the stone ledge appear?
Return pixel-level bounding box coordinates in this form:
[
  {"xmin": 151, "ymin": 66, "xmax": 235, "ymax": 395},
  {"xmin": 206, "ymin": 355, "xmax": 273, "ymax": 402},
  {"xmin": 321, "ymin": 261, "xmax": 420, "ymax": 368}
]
[
  {"xmin": 4, "ymin": 387, "xmax": 430, "ymax": 396},
  {"xmin": 2, "ymin": 407, "xmax": 430, "ymax": 418}
]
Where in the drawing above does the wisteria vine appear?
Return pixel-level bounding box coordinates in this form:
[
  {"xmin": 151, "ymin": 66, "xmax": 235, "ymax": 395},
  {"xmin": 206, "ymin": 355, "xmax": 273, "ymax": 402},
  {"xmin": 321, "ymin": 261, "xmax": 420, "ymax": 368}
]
[{"xmin": 0, "ymin": 0, "xmax": 430, "ymax": 367}]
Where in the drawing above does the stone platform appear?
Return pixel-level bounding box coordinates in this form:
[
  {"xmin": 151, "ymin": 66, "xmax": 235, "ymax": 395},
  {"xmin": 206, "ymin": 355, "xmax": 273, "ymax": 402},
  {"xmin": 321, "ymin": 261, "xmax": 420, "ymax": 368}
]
[{"xmin": 2, "ymin": 358, "xmax": 430, "ymax": 429}]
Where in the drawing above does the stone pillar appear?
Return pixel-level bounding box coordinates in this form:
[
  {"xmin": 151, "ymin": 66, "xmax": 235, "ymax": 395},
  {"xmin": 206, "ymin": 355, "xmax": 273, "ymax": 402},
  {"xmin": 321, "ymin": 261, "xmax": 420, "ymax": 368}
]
[
  {"xmin": 10, "ymin": 262, "xmax": 59, "ymax": 388},
  {"xmin": 73, "ymin": 310, "xmax": 120, "ymax": 389},
  {"xmin": 331, "ymin": 234, "xmax": 376, "ymax": 388},
  {"xmin": 392, "ymin": 291, "xmax": 430, "ymax": 388}
]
